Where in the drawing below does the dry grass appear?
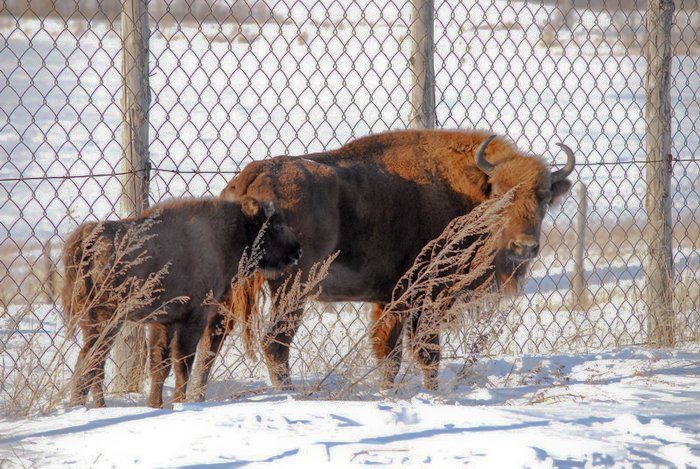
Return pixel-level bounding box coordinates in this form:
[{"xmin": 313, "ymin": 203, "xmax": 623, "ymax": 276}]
[{"xmin": 190, "ymin": 251, "xmax": 340, "ymax": 402}]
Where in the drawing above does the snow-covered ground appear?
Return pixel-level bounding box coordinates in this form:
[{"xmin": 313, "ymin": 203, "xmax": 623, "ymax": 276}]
[{"xmin": 1, "ymin": 347, "xmax": 699, "ymax": 467}]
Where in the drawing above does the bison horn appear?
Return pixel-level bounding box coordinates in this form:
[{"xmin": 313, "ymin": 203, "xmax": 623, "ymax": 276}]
[
  {"xmin": 474, "ymin": 134, "xmax": 498, "ymax": 174},
  {"xmin": 551, "ymin": 143, "xmax": 576, "ymax": 183}
]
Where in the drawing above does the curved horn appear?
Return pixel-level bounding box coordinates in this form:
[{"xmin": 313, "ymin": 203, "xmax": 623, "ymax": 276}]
[
  {"xmin": 551, "ymin": 143, "xmax": 576, "ymax": 183},
  {"xmin": 474, "ymin": 134, "xmax": 498, "ymax": 174}
]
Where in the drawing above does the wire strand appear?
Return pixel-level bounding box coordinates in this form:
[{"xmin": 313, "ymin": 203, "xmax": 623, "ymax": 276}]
[{"xmin": 0, "ymin": 158, "xmax": 697, "ymax": 183}]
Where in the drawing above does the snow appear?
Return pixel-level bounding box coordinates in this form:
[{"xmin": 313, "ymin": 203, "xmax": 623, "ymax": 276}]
[{"xmin": 2, "ymin": 347, "xmax": 700, "ymax": 467}]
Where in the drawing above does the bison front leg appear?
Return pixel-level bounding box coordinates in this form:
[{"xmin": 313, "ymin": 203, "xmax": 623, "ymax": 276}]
[
  {"xmin": 408, "ymin": 312, "xmax": 440, "ymax": 391},
  {"xmin": 171, "ymin": 321, "xmax": 202, "ymax": 404},
  {"xmin": 147, "ymin": 323, "xmax": 172, "ymax": 408},
  {"xmin": 370, "ymin": 303, "xmax": 405, "ymax": 391},
  {"xmin": 263, "ymin": 306, "xmax": 304, "ymax": 390},
  {"xmin": 193, "ymin": 311, "xmax": 231, "ymax": 402}
]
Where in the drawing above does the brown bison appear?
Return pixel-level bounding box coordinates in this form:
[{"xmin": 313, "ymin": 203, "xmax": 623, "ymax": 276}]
[
  {"xmin": 221, "ymin": 129, "xmax": 575, "ymax": 390},
  {"xmin": 61, "ymin": 197, "xmax": 301, "ymax": 408}
]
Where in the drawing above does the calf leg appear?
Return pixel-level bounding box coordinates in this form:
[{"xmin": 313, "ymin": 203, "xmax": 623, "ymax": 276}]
[
  {"xmin": 193, "ymin": 311, "xmax": 231, "ymax": 402},
  {"xmin": 147, "ymin": 323, "xmax": 172, "ymax": 408},
  {"xmin": 171, "ymin": 321, "xmax": 202, "ymax": 404},
  {"xmin": 71, "ymin": 316, "xmax": 120, "ymax": 408},
  {"xmin": 263, "ymin": 306, "xmax": 304, "ymax": 390},
  {"xmin": 408, "ymin": 312, "xmax": 441, "ymax": 391},
  {"xmin": 370, "ymin": 303, "xmax": 405, "ymax": 391}
]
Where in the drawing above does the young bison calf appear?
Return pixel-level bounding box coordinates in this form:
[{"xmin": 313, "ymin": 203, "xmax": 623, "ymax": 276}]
[{"xmin": 61, "ymin": 197, "xmax": 301, "ymax": 408}]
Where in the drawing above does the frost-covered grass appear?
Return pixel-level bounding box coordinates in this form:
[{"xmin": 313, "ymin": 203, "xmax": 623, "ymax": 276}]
[{"xmin": 1, "ymin": 346, "xmax": 699, "ymax": 467}]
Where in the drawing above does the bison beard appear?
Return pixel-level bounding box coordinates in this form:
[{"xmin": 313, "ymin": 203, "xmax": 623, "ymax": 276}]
[
  {"xmin": 221, "ymin": 129, "xmax": 575, "ymax": 390},
  {"xmin": 61, "ymin": 197, "xmax": 300, "ymax": 408}
]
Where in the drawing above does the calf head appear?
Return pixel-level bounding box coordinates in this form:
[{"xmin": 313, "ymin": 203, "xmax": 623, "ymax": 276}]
[
  {"xmin": 473, "ymin": 136, "xmax": 575, "ymax": 285},
  {"xmin": 241, "ymin": 196, "xmax": 302, "ymax": 277}
]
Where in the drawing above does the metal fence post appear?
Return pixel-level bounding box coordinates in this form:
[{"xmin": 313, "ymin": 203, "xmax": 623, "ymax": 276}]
[
  {"xmin": 408, "ymin": 0, "xmax": 435, "ymax": 129},
  {"xmin": 112, "ymin": 0, "xmax": 151, "ymax": 394},
  {"xmin": 571, "ymin": 182, "xmax": 590, "ymax": 310},
  {"xmin": 644, "ymin": 0, "xmax": 675, "ymax": 347}
]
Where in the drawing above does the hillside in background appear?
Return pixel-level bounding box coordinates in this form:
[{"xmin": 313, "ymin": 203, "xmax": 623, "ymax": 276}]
[{"xmin": 0, "ymin": 0, "xmax": 279, "ymax": 25}]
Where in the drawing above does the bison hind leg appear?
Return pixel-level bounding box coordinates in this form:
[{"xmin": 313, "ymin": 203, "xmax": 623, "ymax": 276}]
[
  {"xmin": 408, "ymin": 313, "xmax": 440, "ymax": 391},
  {"xmin": 171, "ymin": 320, "xmax": 204, "ymax": 404},
  {"xmin": 70, "ymin": 318, "xmax": 121, "ymax": 408},
  {"xmin": 370, "ymin": 304, "xmax": 406, "ymax": 391},
  {"xmin": 147, "ymin": 323, "xmax": 173, "ymax": 408}
]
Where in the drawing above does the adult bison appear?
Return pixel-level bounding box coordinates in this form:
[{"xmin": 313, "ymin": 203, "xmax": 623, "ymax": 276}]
[
  {"xmin": 61, "ymin": 197, "xmax": 301, "ymax": 408},
  {"xmin": 221, "ymin": 129, "xmax": 575, "ymax": 390}
]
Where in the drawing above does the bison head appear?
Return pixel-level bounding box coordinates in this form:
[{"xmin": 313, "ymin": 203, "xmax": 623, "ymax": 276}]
[
  {"xmin": 473, "ymin": 135, "xmax": 575, "ymax": 279},
  {"xmin": 241, "ymin": 196, "xmax": 302, "ymax": 277}
]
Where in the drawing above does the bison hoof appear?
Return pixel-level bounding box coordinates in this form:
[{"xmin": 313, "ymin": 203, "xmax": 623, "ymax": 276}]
[
  {"xmin": 69, "ymin": 395, "xmax": 88, "ymax": 407},
  {"xmin": 379, "ymin": 378, "xmax": 396, "ymax": 392},
  {"xmin": 146, "ymin": 397, "xmax": 164, "ymax": 409},
  {"xmin": 422, "ymin": 373, "xmax": 439, "ymax": 391},
  {"xmin": 270, "ymin": 372, "xmax": 293, "ymax": 391}
]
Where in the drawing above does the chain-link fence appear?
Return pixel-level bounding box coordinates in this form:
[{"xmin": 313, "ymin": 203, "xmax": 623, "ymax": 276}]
[{"xmin": 1, "ymin": 0, "xmax": 699, "ymax": 412}]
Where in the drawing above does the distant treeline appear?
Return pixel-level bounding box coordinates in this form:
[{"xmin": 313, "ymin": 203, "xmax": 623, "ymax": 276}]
[
  {"xmin": 516, "ymin": 0, "xmax": 700, "ymax": 11},
  {"xmin": 0, "ymin": 0, "xmax": 281, "ymax": 25}
]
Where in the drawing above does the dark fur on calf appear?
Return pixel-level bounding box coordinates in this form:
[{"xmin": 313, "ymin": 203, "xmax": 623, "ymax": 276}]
[{"xmin": 61, "ymin": 197, "xmax": 301, "ymax": 408}]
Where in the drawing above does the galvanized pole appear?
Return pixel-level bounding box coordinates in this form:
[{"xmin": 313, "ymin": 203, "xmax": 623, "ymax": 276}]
[
  {"xmin": 644, "ymin": 0, "xmax": 675, "ymax": 347},
  {"xmin": 113, "ymin": 0, "xmax": 151, "ymax": 394},
  {"xmin": 408, "ymin": 0, "xmax": 435, "ymax": 129}
]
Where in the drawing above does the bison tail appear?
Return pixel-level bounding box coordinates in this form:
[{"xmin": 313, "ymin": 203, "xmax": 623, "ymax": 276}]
[
  {"xmin": 60, "ymin": 222, "xmax": 99, "ymax": 337},
  {"xmin": 230, "ymin": 271, "xmax": 266, "ymax": 360}
]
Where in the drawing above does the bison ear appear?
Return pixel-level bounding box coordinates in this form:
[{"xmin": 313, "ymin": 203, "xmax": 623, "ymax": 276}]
[
  {"xmin": 550, "ymin": 178, "xmax": 573, "ymax": 206},
  {"xmin": 465, "ymin": 167, "xmax": 491, "ymax": 196},
  {"xmin": 241, "ymin": 197, "xmax": 261, "ymax": 218},
  {"xmin": 262, "ymin": 201, "xmax": 275, "ymax": 218}
]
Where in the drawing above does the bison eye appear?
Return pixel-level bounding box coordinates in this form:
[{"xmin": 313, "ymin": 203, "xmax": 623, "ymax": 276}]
[{"xmin": 539, "ymin": 190, "xmax": 552, "ymax": 204}]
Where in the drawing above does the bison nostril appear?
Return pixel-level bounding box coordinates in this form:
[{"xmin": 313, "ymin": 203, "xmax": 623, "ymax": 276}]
[
  {"xmin": 290, "ymin": 247, "xmax": 302, "ymax": 262},
  {"xmin": 509, "ymin": 238, "xmax": 539, "ymax": 258}
]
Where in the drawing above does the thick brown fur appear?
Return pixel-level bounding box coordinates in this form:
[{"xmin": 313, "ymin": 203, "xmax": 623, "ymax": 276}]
[
  {"xmin": 61, "ymin": 197, "xmax": 300, "ymax": 408},
  {"xmin": 61, "ymin": 221, "xmax": 99, "ymax": 337},
  {"xmin": 229, "ymin": 272, "xmax": 266, "ymax": 359},
  {"xmin": 221, "ymin": 129, "xmax": 574, "ymax": 390}
]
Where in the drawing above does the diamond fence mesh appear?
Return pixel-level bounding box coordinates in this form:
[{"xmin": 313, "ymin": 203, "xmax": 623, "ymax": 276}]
[{"xmin": 1, "ymin": 0, "xmax": 699, "ymax": 412}]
